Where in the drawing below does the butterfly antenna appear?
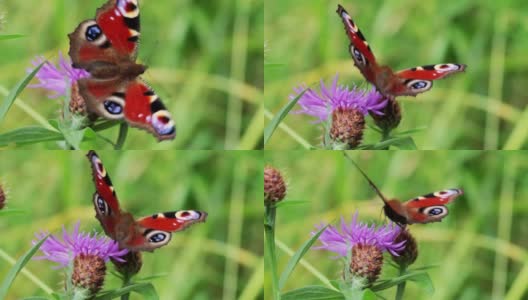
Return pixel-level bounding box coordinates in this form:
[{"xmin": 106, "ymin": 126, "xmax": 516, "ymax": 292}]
[{"xmin": 342, "ymin": 152, "xmax": 389, "ymax": 205}]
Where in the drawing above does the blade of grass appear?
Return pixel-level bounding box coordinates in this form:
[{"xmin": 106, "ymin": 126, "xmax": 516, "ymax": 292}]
[
  {"xmin": 492, "ymin": 156, "xmax": 516, "ymax": 299},
  {"xmin": 0, "ymin": 126, "xmax": 64, "ymax": 146},
  {"xmin": 278, "ymin": 224, "xmax": 330, "ymax": 290},
  {"xmin": 0, "ymin": 34, "xmax": 25, "ymax": 40},
  {"xmin": 95, "ymin": 283, "xmax": 158, "ymax": 300},
  {"xmin": 238, "ymin": 104, "xmax": 264, "ymax": 150},
  {"xmin": 0, "ymin": 235, "xmax": 50, "ymax": 299},
  {"xmin": 275, "ymin": 239, "xmax": 335, "ymax": 291},
  {"xmin": 238, "ymin": 259, "xmax": 264, "ymax": 300},
  {"xmin": 484, "ymin": 13, "xmax": 507, "ymax": 150},
  {"xmin": 264, "ymin": 109, "xmax": 313, "ymax": 149},
  {"xmin": 224, "ymin": 0, "xmax": 249, "ymax": 149},
  {"xmin": 264, "ymin": 90, "xmax": 306, "ymax": 145},
  {"xmin": 0, "ymin": 62, "xmax": 44, "ymax": 124},
  {"xmin": 370, "ymin": 270, "xmax": 433, "ymax": 292}
]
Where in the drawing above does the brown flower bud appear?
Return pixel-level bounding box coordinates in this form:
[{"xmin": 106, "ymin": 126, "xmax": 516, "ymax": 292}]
[
  {"xmin": 70, "ymin": 81, "xmax": 87, "ymax": 115},
  {"xmin": 350, "ymin": 244, "xmax": 383, "ymax": 285},
  {"xmin": 111, "ymin": 250, "xmax": 143, "ymax": 278},
  {"xmin": 72, "ymin": 254, "xmax": 106, "ymax": 295},
  {"xmin": 0, "ymin": 183, "xmax": 5, "ymax": 210},
  {"xmin": 391, "ymin": 228, "xmax": 418, "ymax": 267},
  {"xmin": 264, "ymin": 166, "xmax": 286, "ymax": 205},
  {"xmin": 329, "ymin": 107, "xmax": 365, "ymax": 149},
  {"xmin": 371, "ymin": 97, "xmax": 401, "ymax": 132}
]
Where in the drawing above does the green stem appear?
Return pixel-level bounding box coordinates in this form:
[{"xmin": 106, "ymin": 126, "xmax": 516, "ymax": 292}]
[
  {"xmin": 114, "ymin": 123, "xmax": 128, "ymax": 150},
  {"xmin": 264, "ymin": 204, "xmax": 281, "ymax": 300},
  {"xmin": 121, "ymin": 274, "xmax": 132, "ymax": 300},
  {"xmin": 379, "ymin": 128, "xmax": 392, "ymax": 150},
  {"xmin": 395, "ymin": 265, "xmax": 407, "ymax": 300}
]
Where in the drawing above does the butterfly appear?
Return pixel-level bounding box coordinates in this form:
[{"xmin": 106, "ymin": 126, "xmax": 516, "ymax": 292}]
[
  {"xmin": 86, "ymin": 150, "xmax": 207, "ymax": 252},
  {"xmin": 336, "ymin": 4, "xmax": 466, "ymax": 98},
  {"xmin": 69, "ymin": 0, "xmax": 176, "ymax": 141},
  {"xmin": 344, "ymin": 153, "xmax": 463, "ymax": 225}
]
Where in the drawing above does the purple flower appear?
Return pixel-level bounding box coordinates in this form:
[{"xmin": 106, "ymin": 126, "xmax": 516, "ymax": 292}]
[
  {"xmin": 291, "ymin": 74, "xmax": 388, "ymax": 122},
  {"xmin": 28, "ymin": 52, "xmax": 89, "ymax": 99},
  {"xmin": 313, "ymin": 212, "xmax": 406, "ymax": 257},
  {"xmin": 33, "ymin": 221, "xmax": 128, "ymax": 268}
]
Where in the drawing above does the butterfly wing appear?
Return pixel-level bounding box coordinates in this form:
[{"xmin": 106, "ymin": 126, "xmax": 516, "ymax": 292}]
[
  {"xmin": 68, "ymin": 0, "xmax": 140, "ymax": 69},
  {"xmin": 77, "ymin": 78, "xmax": 175, "ymax": 140},
  {"xmin": 86, "ymin": 150, "xmax": 122, "ymax": 239},
  {"xmin": 401, "ymin": 189, "xmax": 463, "ymax": 224},
  {"xmin": 389, "ymin": 64, "xmax": 467, "ymax": 96},
  {"xmin": 121, "ymin": 210, "xmax": 207, "ymax": 252},
  {"xmin": 336, "ymin": 5, "xmax": 380, "ymax": 84},
  {"xmin": 123, "ymin": 80, "xmax": 176, "ymax": 140}
]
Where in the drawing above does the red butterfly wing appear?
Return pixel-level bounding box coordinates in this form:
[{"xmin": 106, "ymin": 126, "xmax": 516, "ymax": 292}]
[
  {"xmin": 137, "ymin": 210, "xmax": 207, "ymax": 231},
  {"xmin": 123, "ymin": 80, "xmax": 176, "ymax": 140},
  {"xmin": 69, "ymin": 0, "xmax": 140, "ymax": 69},
  {"xmin": 402, "ymin": 189, "xmax": 463, "ymax": 224},
  {"xmin": 96, "ymin": 0, "xmax": 140, "ymax": 57},
  {"xmin": 336, "ymin": 5, "xmax": 379, "ymax": 83},
  {"xmin": 86, "ymin": 151, "xmax": 122, "ymax": 237},
  {"xmin": 119, "ymin": 211, "xmax": 207, "ymax": 252},
  {"xmin": 388, "ymin": 64, "xmax": 467, "ymax": 97}
]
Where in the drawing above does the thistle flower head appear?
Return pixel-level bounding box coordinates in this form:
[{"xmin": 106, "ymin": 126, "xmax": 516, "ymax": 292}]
[
  {"xmin": 28, "ymin": 52, "xmax": 89, "ymax": 99},
  {"xmin": 291, "ymin": 74, "xmax": 387, "ymax": 123},
  {"xmin": 33, "ymin": 221, "xmax": 128, "ymax": 268},
  {"xmin": 313, "ymin": 212, "xmax": 406, "ymax": 257},
  {"xmin": 33, "ymin": 222, "xmax": 128, "ymax": 296},
  {"xmin": 314, "ymin": 212, "xmax": 406, "ymax": 287}
]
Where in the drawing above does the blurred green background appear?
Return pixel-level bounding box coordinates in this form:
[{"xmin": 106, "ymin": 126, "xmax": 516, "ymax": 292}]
[
  {"xmin": 265, "ymin": 151, "xmax": 528, "ymax": 299},
  {"xmin": 0, "ymin": 0, "xmax": 263, "ymax": 149},
  {"xmin": 264, "ymin": 0, "xmax": 528, "ymax": 150},
  {"xmin": 0, "ymin": 150, "xmax": 263, "ymax": 299}
]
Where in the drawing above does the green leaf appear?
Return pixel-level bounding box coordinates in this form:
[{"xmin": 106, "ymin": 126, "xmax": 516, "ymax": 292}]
[
  {"xmin": 342, "ymin": 288, "xmax": 377, "ymax": 300},
  {"xmin": 59, "ymin": 127, "xmax": 86, "ymax": 150},
  {"xmin": 22, "ymin": 297, "xmax": 50, "ymax": 300},
  {"xmin": 371, "ymin": 270, "xmax": 433, "ymax": 293},
  {"xmin": 0, "ymin": 235, "xmax": 48, "ymax": 299},
  {"xmin": 366, "ymin": 136, "xmax": 417, "ymax": 150},
  {"xmin": 392, "ymin": 136, "xmax": 417, "ymax": 149},
  {"xmin": 408, "ymin": 264, "xmax": 440, "ymax": 272},
  {"xmin": 136, "ymin": 273, "xmax": 168, "ymax": 281},
  {"xmin": 279, "ymin": 223, "xmax": 330, "ymax": 289},
  {"xmin": 0, "ymin": 126, "xmax": 64, "ymax": 146},
  {"xmin": 91, "ymin": 120, "xmax": 121, "ymax": 132},
  {"xmin": 0, "ymin": 62, "xmax": 44, "ymax": 123},
  {"xmin": 0, "ymin": 34, "xmax": 25, "ymax": 41},
  {"xmin": 83, "ymin": 128, "xmax": 97, "ymax": 140},
  {"xmin": 274, "ymin": 200, "xmax": 310, "ymax": 208},
  {"xmin": 0, "ymin": 208, "xmax": 27, "ymax": 216},
  {"xmin": 393, "ymin": 126, "xmax": 427, "ymax": 136},
  {"xmin": 264, "ymin": 89, "xmax": 306, "ymax": 145},
  {"xmin": 48, "ymin": 119, "xmax": 60, "ymax": 130},
  {"xmin": 282, "ymin": 286, "xmax": 344, "ymax": 300},
  {"xmin": 360, "ymin": 289, "xmax": 376, "ymax": 300},
  {"xmin": 407, "ymin": 271, "xmax": 434, "ymax": 293},
  {"xmin": 94, "ymin": 283, "xmax": 158, "ymax": 300}
]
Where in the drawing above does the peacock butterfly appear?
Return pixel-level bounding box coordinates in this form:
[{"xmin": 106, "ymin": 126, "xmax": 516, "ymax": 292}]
[
  {"xmin": 86, "ymin": 150, "xmax": 207, "ymax": 251},
  {"xmin": 69, "ymin": 0, "xmax": 176, "ymax": 141},
  {"xmin": 336, "ymin": 4, "xmax": 466, "ymax": 98},
  {"xmin": 344, "ymin": 153, "xmax": 462, "ymax": 225}
]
